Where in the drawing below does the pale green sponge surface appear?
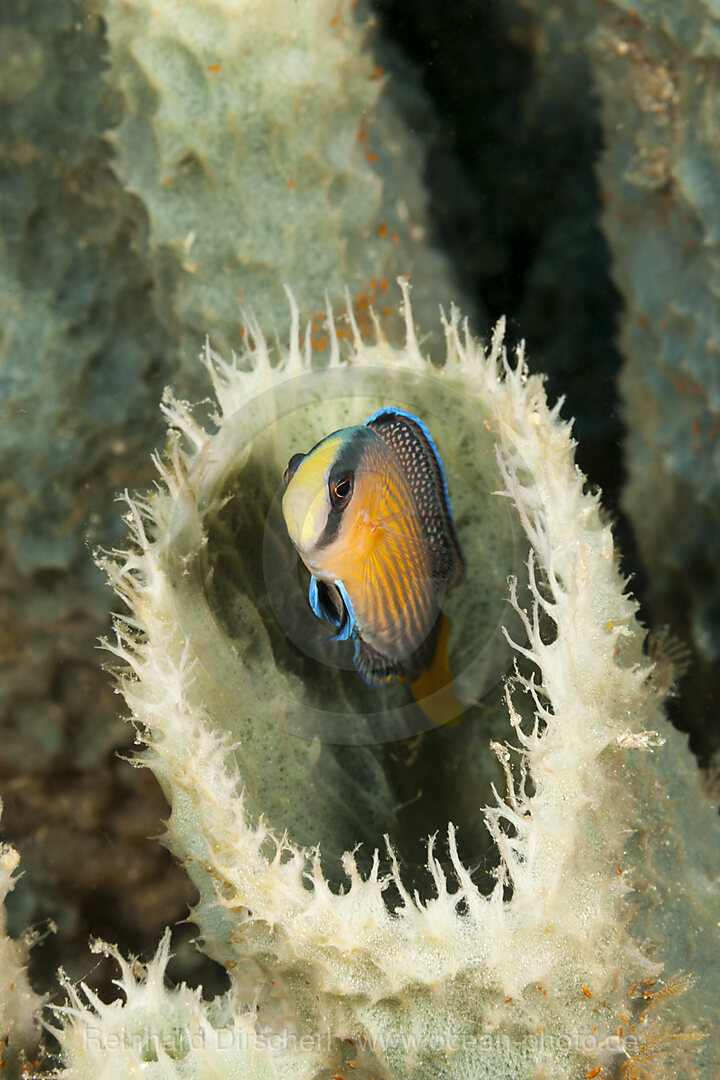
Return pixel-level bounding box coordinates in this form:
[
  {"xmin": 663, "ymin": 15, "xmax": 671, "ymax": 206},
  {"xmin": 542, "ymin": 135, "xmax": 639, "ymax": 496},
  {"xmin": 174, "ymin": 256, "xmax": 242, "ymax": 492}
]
[{"xmin": 86, "ymin": 293, "xmax": 720, "ymax": 1080}]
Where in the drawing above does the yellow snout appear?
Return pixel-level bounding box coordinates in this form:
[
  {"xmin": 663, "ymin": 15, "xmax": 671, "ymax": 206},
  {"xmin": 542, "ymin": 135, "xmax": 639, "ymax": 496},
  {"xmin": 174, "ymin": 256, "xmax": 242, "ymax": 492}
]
[
  {"xmin": 281, "ymin": 433, "xmax": 344, "ymax": 554},
  {"xmin": 282, "ymin": 479, "xmax": 329, "ymax": 554}
]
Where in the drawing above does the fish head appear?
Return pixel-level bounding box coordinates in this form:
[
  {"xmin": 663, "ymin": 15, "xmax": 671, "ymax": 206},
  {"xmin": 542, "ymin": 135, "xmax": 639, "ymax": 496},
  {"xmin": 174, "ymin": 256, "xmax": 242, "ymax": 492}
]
[{"xmin": 281, "ymin": 428, "xmax": 366, "ymax": 565}]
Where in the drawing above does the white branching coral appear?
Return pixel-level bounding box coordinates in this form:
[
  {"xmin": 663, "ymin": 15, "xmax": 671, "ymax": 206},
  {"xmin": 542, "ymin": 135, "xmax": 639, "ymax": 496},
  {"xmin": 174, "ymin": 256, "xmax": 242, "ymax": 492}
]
[
  {"xmin": 50, "ymin": 931, "xmax": 326, "ymax": 1080},
  {"xmin": 0, "ymin": 803, "xmax": 43, "ymax": 1079},
  {"xmin": 57, "ymin": 283, "xmax": 719, "ymax": 1080}
]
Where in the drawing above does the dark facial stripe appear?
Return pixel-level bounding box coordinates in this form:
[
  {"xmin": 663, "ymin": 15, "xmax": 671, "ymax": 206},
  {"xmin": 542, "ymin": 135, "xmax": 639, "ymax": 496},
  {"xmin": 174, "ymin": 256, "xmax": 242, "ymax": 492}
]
[
  {"xmin": 315, "ymin": 430, "xmax": 368, "ymax": 550},
  {"xmin": 315, "ymin": 506, "xmax": 343, "ymax": 549}
]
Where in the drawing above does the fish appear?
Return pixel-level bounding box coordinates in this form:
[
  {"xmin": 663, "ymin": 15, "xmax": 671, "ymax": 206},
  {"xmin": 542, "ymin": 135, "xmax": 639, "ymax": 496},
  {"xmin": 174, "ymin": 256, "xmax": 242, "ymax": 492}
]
[{"xmin": 281, "ymin": 407, "xmax": 466, "ymax": 724}]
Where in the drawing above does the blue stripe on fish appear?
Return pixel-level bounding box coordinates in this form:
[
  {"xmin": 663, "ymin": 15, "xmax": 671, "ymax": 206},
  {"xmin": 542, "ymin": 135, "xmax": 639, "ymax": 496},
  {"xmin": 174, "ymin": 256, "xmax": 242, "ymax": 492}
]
[
  {"xmin": 334, "ymin": 580, "xmax": 356, "ymax": 641},
  {"xmin": 308, "ymin": 576, "xmax": 356, "ymax": 642}
]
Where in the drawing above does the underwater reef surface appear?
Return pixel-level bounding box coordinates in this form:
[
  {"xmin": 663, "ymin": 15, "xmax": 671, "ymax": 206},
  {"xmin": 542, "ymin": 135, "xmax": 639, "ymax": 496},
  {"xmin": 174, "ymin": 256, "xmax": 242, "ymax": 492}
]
[
  {"xmin": 589, "ymin": 0, "xmax": 720, "ymax": 762},
  {"xmin": 0, "ymin": 2, "xmax": 171, "ymax": 769},
  {"xmin": 0, "ymin": 0, "xmax": 189, "ymax": 985},
  {"xmin": 0, "ymin": 0, "xmax": 718, "ymax": 1073}
]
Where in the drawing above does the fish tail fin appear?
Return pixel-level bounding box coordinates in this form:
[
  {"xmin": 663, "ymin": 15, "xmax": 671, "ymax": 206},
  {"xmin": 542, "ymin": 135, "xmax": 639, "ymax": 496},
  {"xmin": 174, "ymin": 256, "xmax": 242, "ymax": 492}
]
[{"xmin": 410, "ymin": 612, "xmax": 465, "ymax": 727}]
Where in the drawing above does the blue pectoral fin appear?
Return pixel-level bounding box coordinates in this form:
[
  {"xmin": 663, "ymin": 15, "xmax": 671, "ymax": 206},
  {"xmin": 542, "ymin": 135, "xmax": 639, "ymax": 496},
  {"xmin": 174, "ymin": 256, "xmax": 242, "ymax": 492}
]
[
  {"xmin": 308, "ymin": 577, "xmax": 356, "ymax": 642},
  {"xmin": 333, "ymin": 580, "xmax": 356, "ymax": 641},
  {"xmin": 308, "ymin": 576, "xmax": 325, "ymax": 621}
]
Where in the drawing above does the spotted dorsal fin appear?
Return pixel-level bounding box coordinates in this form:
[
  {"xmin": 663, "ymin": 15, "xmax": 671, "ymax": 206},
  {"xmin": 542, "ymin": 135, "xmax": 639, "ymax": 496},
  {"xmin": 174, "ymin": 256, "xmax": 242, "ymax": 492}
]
[{"xmin": 364, "ymin": 407, "xmax": 465, "ymax": 591}]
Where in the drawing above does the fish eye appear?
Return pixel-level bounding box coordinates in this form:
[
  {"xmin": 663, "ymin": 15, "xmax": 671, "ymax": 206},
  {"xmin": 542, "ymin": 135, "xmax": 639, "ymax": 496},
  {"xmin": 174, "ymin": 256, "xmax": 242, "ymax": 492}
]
[
  {"xmin": 329, "ymin": 471, "xmax": 353, "ymax": 509},
  {"xmin": 283, "ymin": 452, "xmax": 305, "ymax": 486}
]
